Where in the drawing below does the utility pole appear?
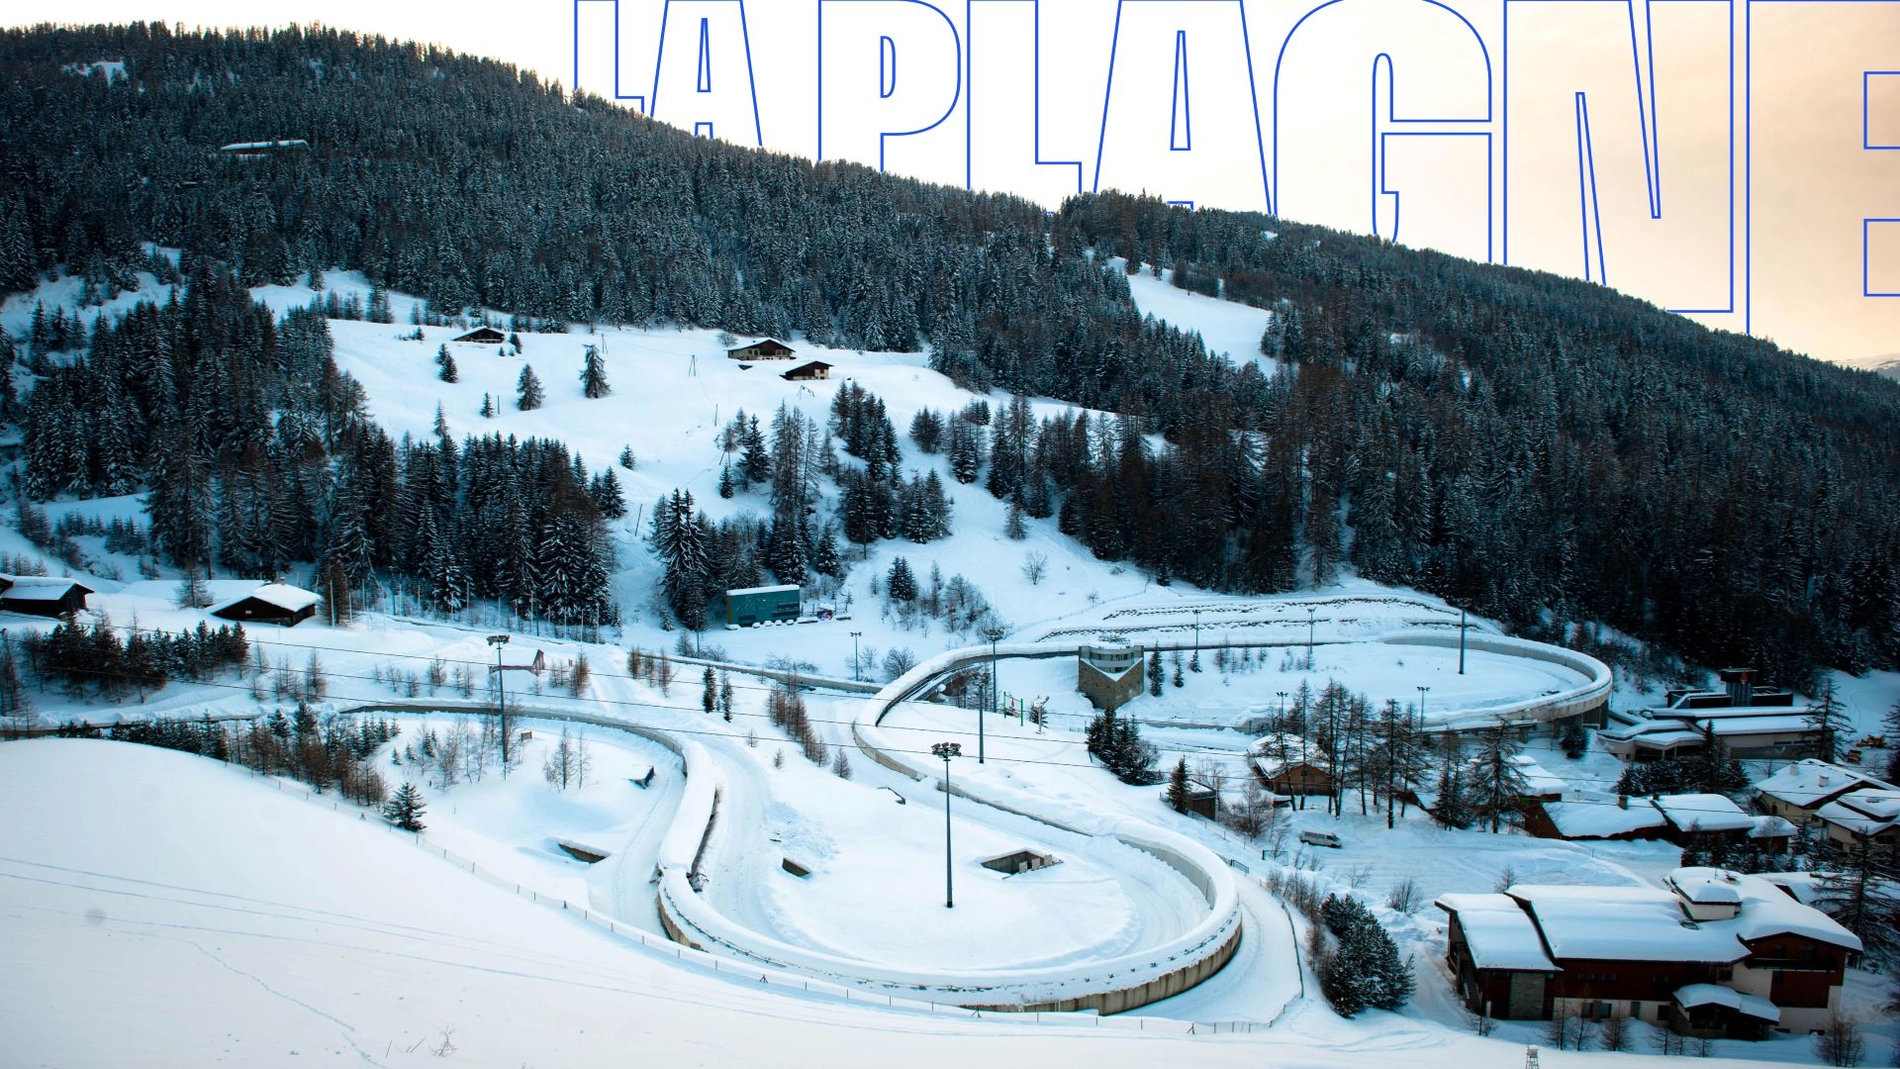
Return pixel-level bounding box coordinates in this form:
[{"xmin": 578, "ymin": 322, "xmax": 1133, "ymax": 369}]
[
  {"xmin": 488, "ymin": 634, "xmax": 511, "ymax": 771},
  {"xmin": 1306, "ymin": 606, "xmax": 1318, "ymax": 669},
  {"xmin": 1458, "ymin": 608, "xmax": 1469, "ymax": 674},
  {"xmin": 932, "ymin": 741, "xmax": 962, "ymax": 907},
  {"xmin": 980, "ymin": 626, "xmax": 1006, "ymax": 764},
  {"xmin": 850, "ymin": 631, "xmax": 863, "ymax": 682},
  {"xmin": 1418, "ymin": 685, "xmax": 1431, "ymax": 725}
]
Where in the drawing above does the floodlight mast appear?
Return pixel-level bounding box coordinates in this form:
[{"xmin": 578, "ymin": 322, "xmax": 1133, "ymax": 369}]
[{"xmin": 931, "ymin": 741, "xmax": 962, "ymax": 907}]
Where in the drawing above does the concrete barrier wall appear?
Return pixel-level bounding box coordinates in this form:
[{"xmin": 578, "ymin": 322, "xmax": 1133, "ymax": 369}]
[{"xmin": 1375, "ymin": 630, "xmax": 1613, "ymax": 731}]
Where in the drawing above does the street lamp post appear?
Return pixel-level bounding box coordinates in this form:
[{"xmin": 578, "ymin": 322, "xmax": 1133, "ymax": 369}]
[
  {"xmin": 1417, "ymin": 685, "xmax": 1431, "ymax": 724},
  {"xmin": 1306, "ymin": 606, "xmax": 1318, "ymax": 669},
  {"xmin": 488, "ymin": 634, "xmax": 512, "ymax": 771},
  {"xmin": 850, "ymin": 631, "xmax": 863, "ymax": 682},
  {"xmin": 931, "ymin": 741, "xmax": 962, "ymax": 907},
  {"xmin": 1191, "ymin": 609, "xmax": 1202, "ymax": 671},
  {"xmin": 981, "ymin": 626, "xmax": 1006, "ymax": 764},
  {"xmin": 1458, "ymin": 609, "xmax": 1469, "ymax": 675}
]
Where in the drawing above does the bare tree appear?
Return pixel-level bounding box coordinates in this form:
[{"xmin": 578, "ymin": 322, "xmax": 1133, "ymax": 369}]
[
  {"xmin": 1021, "ymin": 550, "xmax": 1049, "ymax": 585},
  {"xmin": 1384, "ymin": 876, "xmax": 1421, "ymax": 914},
  {"xmin": 1599, "ymin": 1013, "xmax": 1629, "ymax": 1051},
  {"xmin": 1814, "ymin": 1010, "xmax": 1866, "ymax": 1067}
]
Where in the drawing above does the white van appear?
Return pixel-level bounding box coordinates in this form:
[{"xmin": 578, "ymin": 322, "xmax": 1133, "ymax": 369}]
[{"xmin": 1298, "ymin": 829, "xmax": 1343, "ymax": 849}]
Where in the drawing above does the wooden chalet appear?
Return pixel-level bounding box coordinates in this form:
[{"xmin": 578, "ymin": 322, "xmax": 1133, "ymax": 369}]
[
  {"xmin": 782, "ymin": 360, "xmax": 833, "ymax": 382},
  {"xmin": 212, "ymin": 583, "xmax": 322, "ymax": 627},
  {"xmin": 452, "ymin": 326, "xmax": 508, "ymax": 345},
  {"xmin": 726, "ymin": 338, "xmax": 796, "ymax": 361},
  {"xmin": 0, "ymin": 576, "xmax": 94, "ymax": 618},
  {"xmin": 1251, "ymin": 756, "xmax": 1334, "ymax": 799}
]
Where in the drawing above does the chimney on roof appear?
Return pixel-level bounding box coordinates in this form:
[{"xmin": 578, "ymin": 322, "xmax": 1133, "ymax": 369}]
[{"xmin": 1719, "ymin": 667, "xmax": 1754, "ymax": 707}]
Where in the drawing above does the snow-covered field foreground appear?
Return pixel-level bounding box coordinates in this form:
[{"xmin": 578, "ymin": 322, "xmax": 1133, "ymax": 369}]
[{"xmin": 1, "ymin": 738, "xmax": 1838, "ymax": 1068}]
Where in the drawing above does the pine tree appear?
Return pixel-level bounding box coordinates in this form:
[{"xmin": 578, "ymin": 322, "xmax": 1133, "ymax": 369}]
[
  {"xmin": 1808, "ymin": 678, "xmax": 1850, "ymax": 762},
  {"xmin": 1166, "ymin": 756, "xmax": 1192, "ymax": 813},
  {"xmin": 619, "ymin": 445, "xmax": 636, "ymax": 470},
  {"xmin": 580, "ymin": 344, "xmax": 610, "ymax": 398},
  {"xmin": 1148, "ymin": 649, "xmax": 1163, "ymax": 697},
  {"xmin": 702, "ymin": 666, "xmax": 717, "ymax": 714},
  {"xmin": 435, "ymin": 344, "xmax": 458, "ymax": 382},
  {"xmin": 1469, "ymin": 719, "xmax": 1528, "ymax": 833},
  {"xmin": 886, "ymin": 557, "xmax": 918, "ymax": 602},
  {"xmin": 516, "ymin": 364, "xmax": 544, "ymax": 410},
  {"xmin": 655, "ymin": 489, "xmax": 710, "ymax": 629},
  {"xmin": 384, "ymin": 781, "xmax": 426, "ymax": 831},
  {"xmin": 1885, "ymin": 698, "xmax": 1900, "ymax": 784},
  {"xmin": 480, "ymin": 392, "xmax": 495, "ymax": 418}
]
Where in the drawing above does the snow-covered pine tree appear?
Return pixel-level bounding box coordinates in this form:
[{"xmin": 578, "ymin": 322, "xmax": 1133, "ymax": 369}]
[
  {"xmin": 1469, "ymin": 718, "xmax": 1529, "ymax": 833},
  {"xmin": 580, "ymin": 344, "xmax": 610, "ymax": 398},
  {"xmin": 886, "ymin": 556, "xmax": 918, "ymax": 602},
  {"xmin": 515, "ymin": 364, "xmax": 543, "ymax": 410},
  {"xmin": 1166, "ymin": 756, "xmax": 1192, "ymax": 813},
  {"xmin": 947, "ymin": 417, "xmax": 982, "ymax": 484},
  {"xmin": 655, "ymin": 489, "xmax": 710, "ymax": 630},
  {"xmin": 384, "ymin": 781, "xmax": 426, "ymax": 831}
]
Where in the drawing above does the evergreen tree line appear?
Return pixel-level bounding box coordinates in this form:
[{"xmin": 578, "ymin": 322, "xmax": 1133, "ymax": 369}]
[
  {"xmin": 55, "ymin": 706, "xmax": 397, "ymax": 807},
  {"xmin": 653, "ymin": 487, "xmax": 845, "ymax": 631},
  {"xmin": 1085, "ymin": 707, "xmax": 1162, "ymax": 785},
  {"xmin": 21, "ymin": 618, "xmax": 248, "ymax": 698},
  {"xmin": 1065, "ymin": 191, "xmax": 1900, "ymax": 687},
  {"xmin": 0, "ymin": 24, "xmax": 1237, "ymax": 426},
  {"xmin": 13, "ymin": 270, "xmax": 620, "ymax": 628}
]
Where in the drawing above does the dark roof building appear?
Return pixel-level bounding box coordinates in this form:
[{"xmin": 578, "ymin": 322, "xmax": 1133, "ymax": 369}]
[
  {"xmin": 212, "ymin": 583, "xmax": 322, "ymax": 627},
  {"xmin": 1437, "ymin": 868, "xmax": 1860, "ymax": 1037},
  {"xmin": 0, "ymin": 576, "xmax": 94, "ymax": 618},
  {"xmin": 727, "ymin": 338, "xmax": 796, "ymax": 360},
  {"xmin": 452, "ymin": 326, "xmax": 507, "ymax": 345},
  {"xmin": 782, "ymin": 360, "xmax": 833, "ymax": 382}
]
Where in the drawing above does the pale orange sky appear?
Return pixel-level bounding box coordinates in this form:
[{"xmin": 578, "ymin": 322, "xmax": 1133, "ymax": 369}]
[{"xmin": 7, "ymin": 0, "xmax": 1896, "ymax": 365}]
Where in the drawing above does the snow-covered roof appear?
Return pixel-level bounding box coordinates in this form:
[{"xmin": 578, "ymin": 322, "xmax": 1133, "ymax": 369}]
[
  {"xmin": 1814, "ymin": 792, "xmax": 1900, "ymax": 836},
  {"xmin": 218, "ymin": 139, "xmax": 309, "ymax": 152},
  {"xmin": 1669, "ymin": 868, "xmax": 1862, "ymax": 952},
  {"xmin": 1506, "ymin": 868, "xmax": 1861, "ymax": 962},
  {"xmin": 1674, "ymin": 983, "xmax": 1780, "ymax": 1023},
  {"xmin": 0, "ymin": 576, "xmax": 91, "ymax": 601},
  {"xmin": 1749, "ymin": 815, "xmax": 1796, "ymax": 840},
  {"xmin": 1754, "ymin": 872, "xmax": 1827, "ymax": 905},
  {"xmin": 245, "ymin": 583, "xmax": 322, "ymax": 613},
  {"xmin": 1434, "ymin": 893, "xmax": 1558, "ymax": 972},
  {"xmin": 1507, "ymin": 884, "xmax": 1743, "ymax": 962},
  {"xmin": 1833, "ymin": 789, "xmax": 1900, "ymax": 822},
  {"xmin": 208, "ymin": 583, "xmax": 321, "ymax": 615},
  {"xmin": 1540, "ymin": 801, "xmax": 1665, "ymax": 838},
  {"xmin": 1754, "ymin": 760, "xmax": 1894, "ymax": 808},
  {"xmin": 726, "ymin": 584, "xmax": 800, "ymax": 597},
  {"xmin": 1509, "ymin": 754, "xmax": 1569, "ymax": 797},
  {"xmin": 1653, "ymin": 793, "xmax": 1755, "ymax": 833},
  {"xmin": 1667, "ymin": 871, "xmax": 1743, "ymax": 905},
  {"xmin": 1252, "ymin": 756, "xmax": 1325, "ymax": 780}
]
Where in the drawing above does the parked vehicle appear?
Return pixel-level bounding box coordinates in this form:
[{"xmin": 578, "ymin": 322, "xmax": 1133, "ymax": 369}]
[{"xmin": 1298, "ymin": 829, "xmax": 1343, "ymax": 849}]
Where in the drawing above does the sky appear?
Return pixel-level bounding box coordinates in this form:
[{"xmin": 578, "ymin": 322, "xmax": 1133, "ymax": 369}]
[{"xmin": 6, "ymin": 0, "xmax": 1897, "ymax": 366}]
